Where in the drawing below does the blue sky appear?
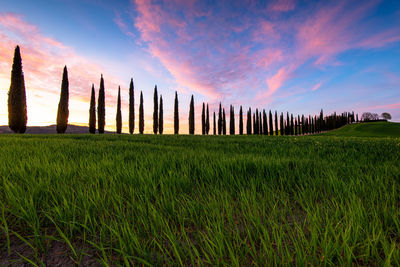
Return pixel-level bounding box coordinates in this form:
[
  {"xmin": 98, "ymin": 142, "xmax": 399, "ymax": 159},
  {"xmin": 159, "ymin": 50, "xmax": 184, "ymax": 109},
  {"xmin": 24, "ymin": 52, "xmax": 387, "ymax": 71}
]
[{"xmin": 0, "ymin": 0, "xmax": 399, "ymax": 133}]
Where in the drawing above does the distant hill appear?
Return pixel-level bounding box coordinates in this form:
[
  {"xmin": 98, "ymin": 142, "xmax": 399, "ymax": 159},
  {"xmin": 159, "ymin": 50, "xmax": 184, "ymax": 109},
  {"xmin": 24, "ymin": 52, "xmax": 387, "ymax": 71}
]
[
  {"xmin": 0, "ymin": 125, "xmax": 114, "ymax": 134},
  {"xmin": 322, "ymin": 121, "xmax": 400, "ymax": 137}
]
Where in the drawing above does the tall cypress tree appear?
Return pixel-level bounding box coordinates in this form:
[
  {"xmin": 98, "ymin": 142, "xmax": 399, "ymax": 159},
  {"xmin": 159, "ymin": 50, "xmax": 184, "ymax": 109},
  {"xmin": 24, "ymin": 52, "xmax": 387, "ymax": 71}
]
[
  {"xmin": 8, "ymin": 45, "xmax": 27, "ymax": 133},
  {"xmin": 286, "ymin": 112, "xmax": 290, "ymax": 135},
  {"xmin": 275, "ymin": 111, "xmax": 278, "ymax": 136},
  {"xmin": 153, "ymin": 85, "xmax": 158, "ymax": 134},
  {"xmin": 56, "ymin": 66, "xmax": 69, "ymax": 133},
  {"xmin": 239, "ymin": 106, "xmax": 243, "ymax": 135},
  {"xmin": 258, "ymin": 112, "xmax": 262, "ymax": 135},
  {"xmin": 301, "ymin": 115, "xmax": 305, "ymax": 135},
  {"xmin": 116, "ymin": 86, "xmax": 122, "ymax": 134},
  {"xmin": 280, "ymin": 112, "xmax": 284, "ymax": 136},
  {"xmin": 89, "ymin": 84, "xmax": 96, "ymax": 134},
  {"xmin": 320, "ymin": 109, "xmax": 324, "ymax": 132},
  {"xmin": 129, "ymin": 78, "xmax": 134, "ymax": 134},
  {"xmin": 174, "ymin": 91, "xmax": 179, "ymax": 134},
  {"xmin": 290, "ymin": 114, "xmax": 294, "ymax": 135},
  {"xmin": 97, "ymin": 74, "xmax": 105, "ymax": 134},
  {"xmin": 213, "ymin": 111, "xmax": 216, "ymax": 135},
  {"xmin": 223, "ymin": 108, "xmax": 226, "ymax": 135},
  {"xmin": 269, "ymin": 110, "xmax": 273, "ymax": 136},
  {"xmin": 262, "ymin": 110, "xmax": 267, "ymax": 135},
  {"xmin": 294, "ymin": 117, "xmax": 298, "ymax": 136},
  {"xmin": 218, "ymin": 102, "xmax": 222, "ymax": 135},
  {"xmin": 253, "ymin": 113, "xmax": 256, "ymax": 134},
  {"xmin": 247, "ymin": 108, "xmax": 251, "ymax": 135},
  {"xmin": 159, "ymin": 95, "xmax": 163, "ymax": 134},
  {"xmin": 189, "ymin": 95, "xmax": 195, "ymax": 134},
  {"xmin": 139, "ymin": 91, "xmax": 144, "ymax": 134},
  {"xmin": 201, "ymin": 102, "xmax": 205, "ymax": 135},
  {"xmin": 230, "ymin": 105, "xmax": 235, "ymax": 135},
  {"xmin": 206, "ymin": 104, "xmax": 210, "ymax": 135}
]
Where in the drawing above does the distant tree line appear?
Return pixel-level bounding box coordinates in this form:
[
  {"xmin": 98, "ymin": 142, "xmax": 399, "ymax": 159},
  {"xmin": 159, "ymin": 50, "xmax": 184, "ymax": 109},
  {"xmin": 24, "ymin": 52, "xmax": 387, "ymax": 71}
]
[{"xmin": 7, "ymin": 45, "xmax": 391, "ymax": 135}]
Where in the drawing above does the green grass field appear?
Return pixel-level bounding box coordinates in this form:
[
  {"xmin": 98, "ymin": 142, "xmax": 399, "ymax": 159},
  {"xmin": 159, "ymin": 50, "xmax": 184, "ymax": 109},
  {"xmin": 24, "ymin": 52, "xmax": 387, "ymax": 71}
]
[
  {"xmin": 322, "ymin": 121, "xmax": 400, "ymax": 137},
  {"xmin": 1, "ymin": 123, "xmax": 399, "ymax": 265}
]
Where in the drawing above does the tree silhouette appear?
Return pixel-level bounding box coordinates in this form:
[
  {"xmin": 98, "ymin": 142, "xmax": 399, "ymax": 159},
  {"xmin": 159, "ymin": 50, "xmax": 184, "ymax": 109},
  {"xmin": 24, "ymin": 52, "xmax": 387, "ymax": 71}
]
[
  {"xmin": 230, "ymin": 105, "xmax": 235, "ymax": 135},
  {"xmin": 280, "ymin": 112, "xmax": 284, "ymax": 136},
  {"xmin": 223, "ymin": 108, "xmax": 226, "ymax": 135},
  {"xmin": 153, "ymin": 85, "xmax": 158, "ymax": 134},
  {"xmin": 202, "ymin": 102, "xmax": 205, "ymax": 135},
  {"xmin": 381, "ymin": 112, "xmax": 391, "ymax": 120},
  {"xmin": 213, "ymin": 111, "xmax": 216, "ymax": 135},
  {"xmin": 56, "ymin": 66, "xmax": 69, "ymax": 133},
  {"xmin": 8, "ymin": 45, "xmax": 27, "ymax": 133},
  {"xmin": 294, "ymin": 117, "xmax": 298, "ymax": 136},
  {"xmin": 206, "ymin": 104, "xmax": 210, "ymax": 135},
  {"xmin": 263, "ymin": 110, "xmax": 267, "ymax": 135},
  {"xmin": 139, "ymin": 91, "xmax": 144, "ymax": 134},
  {"xmin": 97, "ymin": 75, "xmax": 105, "ymax": 134},
  {"xmin": 269, "ymin": 110, "xmax": 273, "ymax": 136},
  {"xmin": 246, "ymin": 109, "xmax": 250, "ymax": 135},
  {"xmin": 159, "ymin": 95, "xmax": 163, "ymax": 134},
  {"xmin": 237, "ymin": 106, "xmax": 242, "ymax": 135},
  {"xmin": 116, "ymin": 86, "xmax": 122, "ymax": 134},
  {"xmin": 290, "ymin": 114, "xmax": 294, "ymax": 135},
  {"xmin": 174, "ymin": 91, "xmax": 179, "ymax": 134},
  {"xmin": 89, "ymin": 84, "xmax": 96, "ymax": 134},
  {"xmin": 253, "ymin": 112, "xmax": 256, "ymax": 134},
  {"xmin": 218, "ymin": 102, "xmax": 222, "ymax": 135},
  {"xmin": 189, "ymin": 95, "xmax": 195, "ymax": 134},
  {"xmin": 275, "ymin": 111, "xmax": 278, "ymax": 136},
  {"xmin": 129, "ymin": 78, "xmax": 134, "ymax": 134}
]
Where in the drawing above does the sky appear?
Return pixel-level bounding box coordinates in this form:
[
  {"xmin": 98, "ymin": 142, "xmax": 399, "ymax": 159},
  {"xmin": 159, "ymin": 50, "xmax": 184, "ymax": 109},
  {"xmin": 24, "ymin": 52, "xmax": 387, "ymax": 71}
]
[{"xmin": 0, "ymin": 0, "xmax": 399, "ymax": 134}]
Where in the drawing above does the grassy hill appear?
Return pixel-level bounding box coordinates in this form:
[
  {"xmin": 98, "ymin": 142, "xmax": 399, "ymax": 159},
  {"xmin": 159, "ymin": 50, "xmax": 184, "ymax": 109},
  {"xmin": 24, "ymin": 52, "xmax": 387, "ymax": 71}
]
[
  {"xmin": 1, "ymin": 134, "xmax": 399, "ymax": 265},
  {"xmin": 322, "ymin": 121, "xmax": 400, "ymax": 137}
]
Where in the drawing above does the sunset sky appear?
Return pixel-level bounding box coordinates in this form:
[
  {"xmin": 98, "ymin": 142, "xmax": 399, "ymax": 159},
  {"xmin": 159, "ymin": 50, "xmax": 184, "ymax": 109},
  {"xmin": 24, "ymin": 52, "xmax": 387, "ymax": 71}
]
[{"xmin": 0, "ymin": 0, "xmax": 399, "ymax": 133}]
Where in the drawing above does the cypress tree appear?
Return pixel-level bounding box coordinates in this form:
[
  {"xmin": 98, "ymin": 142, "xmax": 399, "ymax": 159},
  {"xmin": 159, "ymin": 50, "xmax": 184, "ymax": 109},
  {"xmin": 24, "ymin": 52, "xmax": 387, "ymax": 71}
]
[
  {"xmin": 286, "ymin": 112, "xmax": 290, "ymax": 135},
  {"xmin": 258, "ymin": 112, "xmax": 262, "ymax": 135},
  {"xmin": 213, "ymin": 111, "xmax": 216, "ymax": 135},
  {"xmin": 89, "ymin": 84, "xmax": 96, "ymax": 134},
  {"xmin": 269, "ymin": 110, "xmax": 273, "ymax": 136},
  {"xmin": 301, "ymin": 115, "xmax": 305, "ymax": 135},
  {"xmin": 201, "ymin": 102, "xmax": 205, "ymax": 135},
  {"xmin": 290, "ymin": 114, "xmax": 294, "ymax": 135},
  {"xmin": 247, "ymin": 108, "xmax": 252, "ymax": 135},
  {"xmin": 129, "ymin": 78, "xmax": 134, "ymax": 134},
  {"xmin": 139, "ymin": 91, "xmax": 144, "ymax": 134},
  {"xmin": 159, "ymin": 95, "xmax": 163, "ymax": 134},
  {"xmin": 116, "ymin": 86, "xmax": 122, "ymax": 134},
  {"xmin": 174, "ymin": 91, "xmax": 179, "ymax": 134},
  {"xmin": 8, "ymin": 45, "xmax": 27, "ymax": 133},
  {"xmin": 239, "ymin": 106, "xmax": 243, "ymax": 135},
  {"xmin": 275, "ymin": 111, "xmax": 278, "ymax": 136},
  {"xmin": 97, "ymin": 74, "xmax": 105, "ymax": 134},
  {"xmin": 320, "ymin": 109, "xmax": 324, "ymax": 131},
  {"xmin": 153, "ymin": 85, "xmax": 158, "ymax": 134},
  {"xmin": 223, "ymin": 108, "xmax": 226, "ymax": 135},
  {"xmin": 253, "ymin": 113, "xmax": 256, "ymax": 134},
  {"xmin": 298, "ymin": 115, "xmax": 301, "ymax": 134},
  {"xmin": 280, "ymin": 112, "xmax": 284, "ymax": 136},
  {"xmin": 230, "ymin": 105, "xmax": 235, "ymax": 135},
  {"xmin": 189, "ymin": 95, "xmax": 194, "ymax": 134},
  {"xmin": 263, "ymin": 110, "xmax": 268, "ymax": 135},
  {"xmin": 218, "ymin": 102, "xmax": 222, "ymax": 135},
  {"xmin": 56, "ymin": 66, "xmax": 69, "ymax": 133},
  {"xmin": 294, "ymin": 117, "xmax": 298, "ymax": 136},
  {"xmin": 206, "ymin": 104, "xmax": 210, "ymax": 135}
]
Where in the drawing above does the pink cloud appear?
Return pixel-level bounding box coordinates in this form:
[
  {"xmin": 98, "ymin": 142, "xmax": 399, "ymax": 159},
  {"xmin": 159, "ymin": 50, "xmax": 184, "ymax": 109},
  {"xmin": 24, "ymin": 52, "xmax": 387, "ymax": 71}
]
[
  {"xmin": 312, "ymin": 82, "xmax": 322, "ymax": 91},
  {"xmin": 369, "ymin": 102, "xmax": 400, "ymax": 110},
  {"xmin": 268, "ymin": 0, "xmax": 296, "ymax": 12}
]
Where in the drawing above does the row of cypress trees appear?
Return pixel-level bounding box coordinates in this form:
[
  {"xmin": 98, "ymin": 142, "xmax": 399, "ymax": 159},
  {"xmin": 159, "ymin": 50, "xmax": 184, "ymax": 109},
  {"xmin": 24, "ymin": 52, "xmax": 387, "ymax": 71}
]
[{"xmin": 7, "ymin": 45, "xmax": 355, "ymax": 135}]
